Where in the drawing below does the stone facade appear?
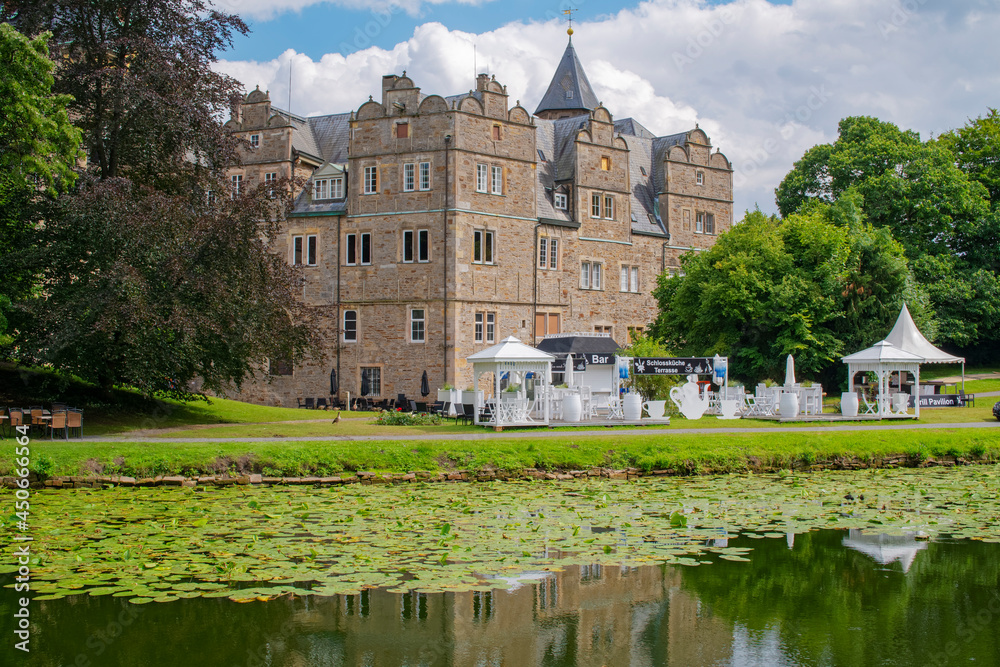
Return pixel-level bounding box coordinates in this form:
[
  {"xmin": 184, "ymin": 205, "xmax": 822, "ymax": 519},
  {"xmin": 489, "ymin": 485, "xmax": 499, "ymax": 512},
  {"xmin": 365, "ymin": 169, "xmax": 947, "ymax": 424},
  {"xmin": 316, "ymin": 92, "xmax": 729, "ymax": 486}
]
[{"xmin": 223, "ymin": 39, "xmax": 733, "ymax": 407}]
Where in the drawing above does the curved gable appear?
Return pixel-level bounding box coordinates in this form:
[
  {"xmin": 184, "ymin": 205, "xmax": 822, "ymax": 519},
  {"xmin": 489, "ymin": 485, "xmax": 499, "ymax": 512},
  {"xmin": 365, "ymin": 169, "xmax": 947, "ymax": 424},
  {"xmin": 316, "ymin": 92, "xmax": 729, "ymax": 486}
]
[
  {"xmin": 592, "ymin": 106, "xmax": 612, "ymax": 124},
  {"xmin": 667, "ymin": 145, "xmax": 689, "ymax": 162},
  {"xmin": 418, "ymin": 95, "xmax": 449, "ymax": 114},
  {"xmin": 356, "ymin": 99, "xmax": 386, "ymax": 121},
  {"xmin": 709, "ymin": 152, "xmax": 731, "ymax": 169},
  {"xmin": 459, "ymin": 96, "xmax": 485, "ymax": 115}
]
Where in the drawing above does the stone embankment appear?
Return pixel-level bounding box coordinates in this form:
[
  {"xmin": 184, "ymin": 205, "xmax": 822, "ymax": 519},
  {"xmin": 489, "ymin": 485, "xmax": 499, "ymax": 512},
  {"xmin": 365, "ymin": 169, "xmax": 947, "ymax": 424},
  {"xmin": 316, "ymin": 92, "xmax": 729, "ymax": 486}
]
[{"xmin": 3, "ymin": 454, "xmax": 990, "ymax": 490}]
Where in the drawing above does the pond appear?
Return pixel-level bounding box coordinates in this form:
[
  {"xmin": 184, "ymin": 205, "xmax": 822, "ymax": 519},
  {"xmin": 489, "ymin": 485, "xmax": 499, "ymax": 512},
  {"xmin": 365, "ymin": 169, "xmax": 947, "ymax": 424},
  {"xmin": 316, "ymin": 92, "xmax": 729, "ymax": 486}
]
[{"xmin": 2, "ymin": 467, "xmax": 999, "ymax": 665}]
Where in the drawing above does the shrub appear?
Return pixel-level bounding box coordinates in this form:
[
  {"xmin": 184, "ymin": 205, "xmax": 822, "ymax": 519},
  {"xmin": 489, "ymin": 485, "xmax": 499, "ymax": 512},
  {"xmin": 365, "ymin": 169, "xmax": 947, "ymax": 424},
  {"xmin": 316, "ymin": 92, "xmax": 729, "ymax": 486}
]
[{"xmin": 370, "ymin": 411, "xmax": 441, "ymax": 426}]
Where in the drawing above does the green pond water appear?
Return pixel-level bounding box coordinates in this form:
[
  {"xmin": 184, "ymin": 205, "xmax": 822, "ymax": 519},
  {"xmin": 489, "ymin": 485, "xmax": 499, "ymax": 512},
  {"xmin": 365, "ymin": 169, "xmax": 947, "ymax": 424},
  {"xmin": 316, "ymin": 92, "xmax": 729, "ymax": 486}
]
[{"xmin": 2, "ymin": 467, "xmax": 999, "ymax": 665}]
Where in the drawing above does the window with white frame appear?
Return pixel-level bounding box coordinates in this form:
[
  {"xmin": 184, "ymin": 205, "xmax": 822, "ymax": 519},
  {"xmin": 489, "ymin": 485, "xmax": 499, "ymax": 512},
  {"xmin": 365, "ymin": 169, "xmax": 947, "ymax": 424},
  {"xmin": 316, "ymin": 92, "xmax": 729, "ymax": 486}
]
[
  {"xmin": 345, "ymin": 232, "xmax": 372, "ymax": 265},
  {"xmin": 264, "ymin": 172, "xmax": 277, "ymax": 197},
  {"xmin": 486, "ymin": 312, "xmax": 495, "ymax": 343},
  {"xmin": 491, "ymin": 165, "xmax": 503, "ymax": 195},
  {"xmin": 410, "ymin": 309, "xmax": 425, "ymax": 342},
  {"xmin": 331, "ymin": 176, "xmax": 344, "ymax": 199},
  {"xmin": 696, "ymin": 212, "xmax": 705, "ymax": 233},
  {"xmin": 604, "ymin": 195, "xmax": 614, "ymax": 220},
  {"xmin": 343, "ymin": 310, "xmax": 357, "ymax": 341},
  {"xmin": 205, "ymin": 190, "xmax": 216, "ymax": 207},
  {"xmin": 231, "ymin": 174, "xmax": 242, "ymax": 197},
  {"xmin": 476, "ymin": 164, "xmax": 488, "ymax": 192},
  {"xmin": 250, "ymin": 134, "xmax": 259, "ymax": 148},
  {"xmin": 404, "ymin": 229, "xmax": 429, "ymax": 263},
  {"xmin": 475, "ymin": 312, "xmax": 484, "ymax": 343},
  {"xmin": 363, "ymin": 166, "xmax": 378, "ymax": 194},
  {"xmin": 538, "ymin": 237, "xmax": 558, "ymax": 270},
  {"xmin": 581, "ymin": 261, "xmax": 602, "ymax": 290},
  {"xmin": 620, "ymin": 265, "xmax": 639, "ymax": 292},
  {"xmin": 419, "ymin": 162, "xmax": 431, "ymax": 190},
  {"xmin": 591, "ymin": 193, "xmax": 601, "ymax": 218},
  {"xmin": 473, "ymin": 312, "xmax": 496, "ymax": 344},
  {"xmin": 696, "ymin": 171, "xmax": 704, "ymax": 186},
  {"xmin": 360, "ymin": 366, "xmax": 381, "ymax": 396},
  {"xmin": 292, "ymin": 234, "xmax": 318, "ymax": 266},
  {"xmin": 473, "ymin": 230, "xmax": 494, "ymax": 264},
  {"xmin": 403, "ymin": 163, "xmax": 415, "ymax": 192},
  {"xmin": 313, "ymin": 178, "xmax": 330, "ymax": 200},
  {"xmin": 554, "ymin": 192, "xmax": 567, "ymax": 210}
]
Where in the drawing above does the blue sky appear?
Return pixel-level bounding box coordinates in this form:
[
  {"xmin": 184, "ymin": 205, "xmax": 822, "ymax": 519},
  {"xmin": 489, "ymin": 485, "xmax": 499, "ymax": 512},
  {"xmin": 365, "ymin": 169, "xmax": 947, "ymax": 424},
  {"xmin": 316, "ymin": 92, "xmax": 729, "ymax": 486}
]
[{"xmin": 215, "ymin": 0, "xmax": 1000, "ymax": 214}]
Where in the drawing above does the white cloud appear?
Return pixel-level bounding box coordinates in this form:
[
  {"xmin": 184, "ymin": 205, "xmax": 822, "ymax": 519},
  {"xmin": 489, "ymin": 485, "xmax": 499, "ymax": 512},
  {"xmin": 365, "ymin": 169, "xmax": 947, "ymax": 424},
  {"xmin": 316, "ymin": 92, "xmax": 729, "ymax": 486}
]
[{"xmin": 216, "ymin": 0, "xmax": 1000, "ymax": 216}]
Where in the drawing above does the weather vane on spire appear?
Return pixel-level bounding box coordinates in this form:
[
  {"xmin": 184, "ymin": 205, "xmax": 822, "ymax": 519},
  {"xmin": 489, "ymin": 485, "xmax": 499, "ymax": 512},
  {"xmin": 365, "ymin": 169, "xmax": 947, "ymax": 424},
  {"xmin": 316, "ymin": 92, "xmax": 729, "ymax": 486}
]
[{"xmin": 564, "ymin": 7, "xmax": 577, "ymax": 37}]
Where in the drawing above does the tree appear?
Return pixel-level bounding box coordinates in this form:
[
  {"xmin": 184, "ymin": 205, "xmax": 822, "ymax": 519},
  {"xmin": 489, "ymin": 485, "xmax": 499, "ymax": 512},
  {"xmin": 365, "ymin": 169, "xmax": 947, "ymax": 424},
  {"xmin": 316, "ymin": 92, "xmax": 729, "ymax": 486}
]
[
  {"xmin": 651, "ymin": 199, "xmax": 916, "ymax": 387},
  {"xmin": 4, "ymin": 0, "xmax": 248, "ymax": 187},
  {"xmin": 0, "ymin": 23, "xmax": 81, "ymax": 343},
  {"xmin": 3, "ymin": 2, "xmax": 316, "ymax": 397},
  {"xmin": 775, "ymin": 115, "xmax": 999, "ymax": 351},
  {"xmin": 12, "ymin": 177, "xmax": 314, "ymax": 396}
]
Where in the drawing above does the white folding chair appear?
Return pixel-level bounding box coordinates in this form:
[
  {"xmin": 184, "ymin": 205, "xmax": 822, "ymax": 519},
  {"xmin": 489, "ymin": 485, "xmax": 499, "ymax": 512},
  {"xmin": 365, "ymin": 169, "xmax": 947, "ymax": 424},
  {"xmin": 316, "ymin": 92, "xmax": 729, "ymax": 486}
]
[{"xmin": 606, "ymin": 398, "xmax": 624, "ymax": 420}]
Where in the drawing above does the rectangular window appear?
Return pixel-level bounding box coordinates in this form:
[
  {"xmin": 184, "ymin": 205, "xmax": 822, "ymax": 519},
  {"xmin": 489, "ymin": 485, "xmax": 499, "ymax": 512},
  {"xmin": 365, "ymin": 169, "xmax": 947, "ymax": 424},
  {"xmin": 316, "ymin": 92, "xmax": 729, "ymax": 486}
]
[
  {"xmin": 364, "ymin": 166, "xmax": 378, "ymax": 194},
  {"xmin": 361, "ymin": 232, "xmax": 372, "ymax": 265},
  {"xmin": 205, "ymin": 190, "xmax": 216, "ymax": 207},
  {"xmin": 538, "ymin": 237, "xmax": 548, "ymax": 269},
  {"xmin": 591, "ymin": 193, "xmax": 601, "ymax": 218},
  {"xmin": 403, "ymin": 230, "xmax": 414, "ymax": 263},
  {"xmin": 418, "ymin": 229, "xmax": 429, "ymax": 262},
  {"xmin": 706, "ymin": 213, "xmax": 715, "ymax": 234},
  {"xmin": 475, "ymin": 313, "xmax": 484, "ymax": 343},
  {"xmin": 631, "ymin": 266, "xmax": 639, "ymax": 292},
  {"xmin": 620, "ymin": 266, "xmax": 629, "ymax": 292},
  {"xmin": 476, "ymin": 164, "xmax": 488, "ymax": 192},
  {"xmin": 396, "ymin": 122, "xmax": 409, "ymax": 139},
  {"xmin": 231, "ymin": 174, "xmax": 242, "ymax": 197},
  {"xmin": 486, "ymin": 312, "xmax": 495, "ymax": 343},
  {"xmin": 313, "ymin": 178, "xmax": 329, "ymax": 200},
  {"xmin": 346, "ymin": 233, "xmax": 357, "ymax": 265},
  {"xmin": 592, "ymin": 262, "xmax": 602, "ymax": 290},
  {"xmin": 360, "ymin": 366, "xmax": 381, "ymax": 396},
  {"xmin": 343, "ymin": 310, "xmax": 357, "ymax": 341},
  {"xmin": 403, "ymin": 163, "xmax": 415, "ymax": 192},
  {"xmin": 550, "ymin": 238, "xmax": 558, "ymax": 269},
  {"xmin": 473, "ymin": 230, "xmax": 494, "ymax": 264},
  {"xmin": 696, "ymin": 171, "xmax": 704, "ymax": 186},
  {"xmin": 601, "ymin": 156, "xmax": 611, "ymax": 171},
  {"xmin": 604, "ymin": 195, "xmax": 614, "ymax": 220},
  {"xmin": 491, "ymin": 165, "xmax": 503, "ymax": 195},
  {"xmin": 554, "ymin": 193, "xmax": 567, "ymax": 210},
  {"xmin": 331, "ymin": 176, "xmax": 344, "ymax": 199},
  {"xmin": 696, "ymin": 212, "xmax": 705, "ymax": 233},
  {"xmin": 534, "ymin": 312, "xmax": 561, "ymax": 338},
  {"xmin": 307, "ymin": 235, "xmax": 317, "ymax": 266},
  {"xmin": 595, "ymin": 325, "xmax": 612, "ymax": 335},
  {"xmin": 265, "ymin": 172, "xmax": 277, "ymax": 197},
  {"xmin": 410, "ymin": 309, "xmax": 425, "ymax": 342},
  {"xmin": 250, "ymin": 134, "xmax": 259, "ymax": 148},
  {"xmin": 293, "ymin": 235, "xmax": 303, "ymax": 266},
  {"xmin": 492, "ymin": 125, "xmax": 501, "ymax": 141},
  {"xmin": 621, "ymin": 266, "xmax": 638, "ymax": 292},
  {"xmin": 581, "ymin": 262, "xmax": 590, "ymax": 289},
  {"xmin": 419, "ymin": 162, "xmax": 431, "ymax": 190}
]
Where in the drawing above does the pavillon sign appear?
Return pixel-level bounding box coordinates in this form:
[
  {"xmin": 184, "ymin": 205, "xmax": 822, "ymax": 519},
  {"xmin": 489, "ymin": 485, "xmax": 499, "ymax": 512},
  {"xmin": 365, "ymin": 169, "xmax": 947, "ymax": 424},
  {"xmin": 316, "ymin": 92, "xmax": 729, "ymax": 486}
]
[{"xmin": 632, "ymin": 357, "xmax": 715, "ymax": 376}]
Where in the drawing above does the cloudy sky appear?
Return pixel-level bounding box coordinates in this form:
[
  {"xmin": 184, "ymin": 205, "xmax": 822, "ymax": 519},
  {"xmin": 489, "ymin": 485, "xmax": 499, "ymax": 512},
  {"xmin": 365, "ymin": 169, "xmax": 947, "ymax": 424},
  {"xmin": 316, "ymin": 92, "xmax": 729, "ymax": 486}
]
[{"xmin": 214, "ymin": 0, "xmax": 1000, "ymax": 216}]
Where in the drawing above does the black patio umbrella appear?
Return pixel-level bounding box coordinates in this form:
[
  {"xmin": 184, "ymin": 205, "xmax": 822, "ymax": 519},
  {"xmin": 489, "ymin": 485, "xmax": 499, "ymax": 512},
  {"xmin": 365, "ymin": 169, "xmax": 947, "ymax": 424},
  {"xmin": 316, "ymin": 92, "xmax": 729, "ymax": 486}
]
[
  {"xmin": 360, "ymin": 373, "xmax": 370, "ymax": 397},
  {"xmin": 420, "ymin": 370, "xmax": 430, "ymax": 397},
  {"xmin": 329, "ymin": 369, "xmax": 338, "ymax": 395}
]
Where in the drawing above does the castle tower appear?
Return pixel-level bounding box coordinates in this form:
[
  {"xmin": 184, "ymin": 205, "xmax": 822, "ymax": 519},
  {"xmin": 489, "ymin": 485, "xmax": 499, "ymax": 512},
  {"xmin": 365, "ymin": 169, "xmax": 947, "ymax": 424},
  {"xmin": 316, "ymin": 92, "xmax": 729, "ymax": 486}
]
[{"xmin": 533, "ymin": 35, "xmax": 600, "ymax": 120}]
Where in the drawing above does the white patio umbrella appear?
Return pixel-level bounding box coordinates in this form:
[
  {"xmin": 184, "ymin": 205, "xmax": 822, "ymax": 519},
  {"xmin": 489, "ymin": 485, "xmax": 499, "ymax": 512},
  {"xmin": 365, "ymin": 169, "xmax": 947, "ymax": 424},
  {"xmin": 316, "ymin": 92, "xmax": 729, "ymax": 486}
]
[
  {"xmin": 565, "ymin": 353, "xmax": 575, "ymax": 387},
  {"xmin": 785, "ymin": 354, "xmax": 796, "ymax": 386}
]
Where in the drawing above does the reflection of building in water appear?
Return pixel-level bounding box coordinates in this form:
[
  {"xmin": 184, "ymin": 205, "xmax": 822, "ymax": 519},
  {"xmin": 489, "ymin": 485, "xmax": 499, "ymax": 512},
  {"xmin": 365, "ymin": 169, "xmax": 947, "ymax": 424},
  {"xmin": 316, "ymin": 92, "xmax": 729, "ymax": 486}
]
[
  {"xmin": 272, "ymin": 563, "xmax": 733, "ymax": 664},
  {"xmin": 842, "ymin": 529, "xmax": 929, "ymax": 572}
]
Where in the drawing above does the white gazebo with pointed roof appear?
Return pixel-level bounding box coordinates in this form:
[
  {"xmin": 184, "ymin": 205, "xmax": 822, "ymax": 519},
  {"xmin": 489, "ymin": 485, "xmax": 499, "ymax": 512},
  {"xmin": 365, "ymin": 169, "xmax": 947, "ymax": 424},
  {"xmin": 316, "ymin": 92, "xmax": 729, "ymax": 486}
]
[{"xmin": 467, "ymin": 336, "xmax": 555, "ymax": 428}]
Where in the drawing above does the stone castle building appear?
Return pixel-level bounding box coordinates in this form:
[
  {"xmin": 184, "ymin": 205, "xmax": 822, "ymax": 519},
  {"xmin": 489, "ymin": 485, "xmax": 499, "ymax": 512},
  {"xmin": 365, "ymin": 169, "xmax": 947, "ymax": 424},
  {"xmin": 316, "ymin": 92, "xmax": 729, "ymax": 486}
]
[{"xmin": 223, "ymin": 35, "xmax": 733, "ymax": 406}]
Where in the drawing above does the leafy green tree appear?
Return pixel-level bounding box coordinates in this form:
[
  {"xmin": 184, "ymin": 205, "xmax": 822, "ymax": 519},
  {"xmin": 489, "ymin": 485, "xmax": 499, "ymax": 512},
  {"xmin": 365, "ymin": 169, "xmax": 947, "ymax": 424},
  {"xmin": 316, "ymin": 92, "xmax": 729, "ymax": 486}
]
[
  {"xmin": 651, "ymin": 199, "xmax": 915, "ymax": 387},
  {"xmin": 0, "ymin": 23, "xmax": 81, "ymax": 343},
  {"xmin": 12, "ymin": 177, "xmax": 313, "ymax": 396},
  {"xmin": 776, "ymin": 115, "xmax": 999, "ymax": 351}
]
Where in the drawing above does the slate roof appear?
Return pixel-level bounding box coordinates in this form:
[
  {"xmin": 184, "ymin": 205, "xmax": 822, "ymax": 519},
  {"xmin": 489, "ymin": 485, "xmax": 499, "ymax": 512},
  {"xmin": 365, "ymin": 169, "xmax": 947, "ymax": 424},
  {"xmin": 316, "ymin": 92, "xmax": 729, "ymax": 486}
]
[
  {"xmin": 534, "ymin": 38, "xmax": 600, "ymax": 117},
  {"xmin": 536, "ymin": 333, "xmax": 622, "ymax": 357}
]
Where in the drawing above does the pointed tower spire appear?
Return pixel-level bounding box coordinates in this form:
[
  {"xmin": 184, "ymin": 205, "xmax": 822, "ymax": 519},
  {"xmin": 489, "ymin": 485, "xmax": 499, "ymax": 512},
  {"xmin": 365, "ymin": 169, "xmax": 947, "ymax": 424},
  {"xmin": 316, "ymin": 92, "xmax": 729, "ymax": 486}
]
[{"xmin": 534, "ymin": 26, "xmax": 600, "ymax": 119}]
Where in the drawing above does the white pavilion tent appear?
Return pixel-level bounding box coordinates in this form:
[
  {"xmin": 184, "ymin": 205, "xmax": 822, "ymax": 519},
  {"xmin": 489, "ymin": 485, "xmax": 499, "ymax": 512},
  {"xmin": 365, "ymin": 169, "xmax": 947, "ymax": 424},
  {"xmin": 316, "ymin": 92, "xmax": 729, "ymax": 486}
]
[
  {"xmin": 467, "ymin": 336, "xmax": 555, "ymax": 428},
  {"xmin": 883, "ymin": 303, "xmax": 966, "ymax": 389}
]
